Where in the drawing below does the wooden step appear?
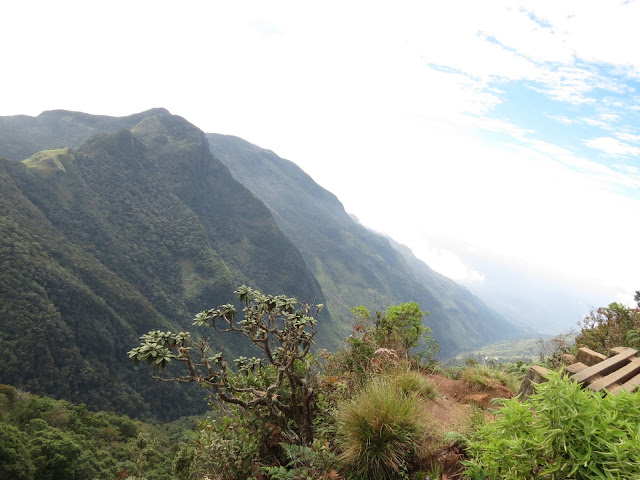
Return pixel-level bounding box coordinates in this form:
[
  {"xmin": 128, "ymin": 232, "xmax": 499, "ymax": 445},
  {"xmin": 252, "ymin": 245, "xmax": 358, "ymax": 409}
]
[
  {"xmin": 575, "ymin": 347, "xmax": 607, "ymax": 366},
  {"xmin": 571, "ymin": 348, "xmax": 637, "ymax": 385},
  {"xmin": 564, "ymin": 362, "xmax": 588, "ymax": 376},
  {"xmin": 588, "ymin": 358, "xmax": 640, "ymax": 392},
  {"xmin": 617, "ymin": 372, "xmax": 640, "ymax": 394}
]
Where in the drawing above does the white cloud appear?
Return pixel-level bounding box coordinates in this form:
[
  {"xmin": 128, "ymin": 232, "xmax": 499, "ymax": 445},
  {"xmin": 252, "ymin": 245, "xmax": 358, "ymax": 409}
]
[
  {"xmin": 581, "ymin": 117, "xmax": 613, "ymax": 129},
  {"xmin": 616, "ymin": 132, "xmax": 640, "ymax": 143},
  {"xmin": 526, "ymin": 139, "xmax": 640, "ymax": 190},
  {"xmin": 411, "ymin": 243, "xmax": 486, "ymax": 284},
  {"xmin": 600, "ymin": 113, "xmax": 621, "ymax": 123},
  {"xmin": 470, "ymin": 116, "xmax": 535, "ymax": 139},
  {"xmin": 584, "ymin": 136, "xmax": 640, "ymax": 157},
  {"xmin": 530, "ymin": 67, "xmax": 600, "ymax": 105},
  {"xmin": 550, "ymin": 114, "xmax": 578, "ymax": 125}
]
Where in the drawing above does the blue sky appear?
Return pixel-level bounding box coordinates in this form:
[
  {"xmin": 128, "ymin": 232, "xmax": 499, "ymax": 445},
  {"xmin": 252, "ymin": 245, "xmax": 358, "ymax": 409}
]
[
  {"xmin": 2, "ymin": 0, "xmax": 640, "ymax": 331},
  {"xmin": 478, "ymin": 63, "xmax": 640, "ymax": 197}
]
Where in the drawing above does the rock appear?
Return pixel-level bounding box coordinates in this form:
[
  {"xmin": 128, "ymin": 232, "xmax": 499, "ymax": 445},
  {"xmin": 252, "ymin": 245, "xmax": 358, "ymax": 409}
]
[
  {"xmin": 464, "ymin": 393, "xmax": 490, "ymax": 409},
  {"xmin": 517, "ymin": 365, "xmax": 550, "ymax": 401}
]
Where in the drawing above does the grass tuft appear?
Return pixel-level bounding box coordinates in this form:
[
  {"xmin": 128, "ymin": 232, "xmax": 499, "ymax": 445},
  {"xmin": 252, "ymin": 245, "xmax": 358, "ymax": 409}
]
[
  {"xmin": 391, "ymin": 369, "xmax": 437, "ymax": 399},
  {"xmin": 336, "ymin": 377, "xmax": 429, "ymax": 479},
  {"xmin": 461, "ymin": 365, "xmax": 519, "ymax": 392}
]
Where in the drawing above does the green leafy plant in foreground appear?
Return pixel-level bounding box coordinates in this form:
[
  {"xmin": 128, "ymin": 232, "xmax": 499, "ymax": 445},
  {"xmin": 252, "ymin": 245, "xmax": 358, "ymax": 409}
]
[
  {"xmin": 261, "ymin": 441, "xmax": 338, "ymax": 480},
  {"xmin": 464, "ymin": 370, "xmax": 640, "ymax": 479}
]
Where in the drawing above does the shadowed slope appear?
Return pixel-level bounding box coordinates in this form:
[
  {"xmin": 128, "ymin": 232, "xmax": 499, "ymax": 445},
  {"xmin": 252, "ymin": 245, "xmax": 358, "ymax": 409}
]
[{"xmin": 0, "ymin": 111, "xmax": 330, "ymax": 419}]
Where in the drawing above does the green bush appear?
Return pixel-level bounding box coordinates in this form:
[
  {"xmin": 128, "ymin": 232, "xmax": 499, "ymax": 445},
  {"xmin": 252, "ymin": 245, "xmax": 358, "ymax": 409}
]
[
  {"xmin": 464, "ymin": 370, "xmax": 640, "ymax": 479},
  {"xmin": 576, "ymin": 292, "xmax": 640, "ymax": 355},
  {"xmin": 327, "ymin": 302, "xmax": 439, "ymax": 389},
  {"xmin": 335, "ymin": 377, "xmax": 428, "ymax": 479},
  {"xmin": 175, "ymin": 406, "xmax": 265, "ymax": 480},
  {"xmin": 262, "ymin": 441, "xmax": 338, "ymax": 480}
]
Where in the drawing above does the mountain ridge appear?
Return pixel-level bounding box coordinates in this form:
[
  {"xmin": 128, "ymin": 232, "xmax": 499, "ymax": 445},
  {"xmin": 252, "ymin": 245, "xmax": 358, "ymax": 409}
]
[
  {"xmin": 0, "ymin": 108, "xmax": 521, "ymax": 420},
  {"xmin": 0, "ymin": 110, "xmax": 331, "ymax": 419},
  {"xmin": 0, "ymin": 108, "xmax": 170, "ymax": 162},
  {"xmin": 206, "ymin": 133, "xmax": 521, "ymax": 355}
]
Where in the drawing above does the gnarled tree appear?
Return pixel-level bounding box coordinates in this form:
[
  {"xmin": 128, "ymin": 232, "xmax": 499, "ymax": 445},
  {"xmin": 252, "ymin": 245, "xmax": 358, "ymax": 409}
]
[{"xmin": 128, "ymin": 285, "xmax": 323, "ymax": 446}]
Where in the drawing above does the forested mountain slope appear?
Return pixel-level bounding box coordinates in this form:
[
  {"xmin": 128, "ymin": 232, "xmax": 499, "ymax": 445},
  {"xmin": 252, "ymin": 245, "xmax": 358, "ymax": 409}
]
[
  {"xmin": 207, "ymin": 133, "xmax": 521, "ymax": 355},
  {"xmin": 0, "ymin": 108, "xmax": 172, "ymax": 162},
  {"xmin": 0, "ymin": 107, "xmax": 520, "ymax": 422},
  {"xmin": 0, "ymin": 111, "xmax": 331, "ymax": 419}
]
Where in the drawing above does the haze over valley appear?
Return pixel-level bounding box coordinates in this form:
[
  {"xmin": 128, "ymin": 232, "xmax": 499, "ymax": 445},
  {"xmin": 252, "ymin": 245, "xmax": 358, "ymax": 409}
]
[{"xmin": 4, "ymin": 4, "xmax": 640, "ymax": 478}]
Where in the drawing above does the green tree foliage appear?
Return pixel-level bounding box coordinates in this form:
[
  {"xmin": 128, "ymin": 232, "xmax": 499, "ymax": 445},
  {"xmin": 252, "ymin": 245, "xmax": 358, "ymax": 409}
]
[
  {"xmin": 26, "ymin": 419, "xmax": 83, "ymax": 480},
  {"xmin": 464, "ymin": 371, "xmax": 640, "ymax": 479},
  {"xmin": 374, "ymin": 301, "xmax": 430, "ymax": 358},
  {"xmin": 0, "ymin": 423, "xmax": 35, "ymax": 480},
  {"xmin": 0, "ymin": 384, "xmax": 183, "ymax": 480},
  {"xmin": 576, "ymin": 291, "xmax": 640, "ymax": 354},
  {"xmin": 129, "ymin": 286, "xmax": 324, "ymax": 447},
  {"xmin": 330, "ymin": 302, "xmax": 438, "ymax": 381}
]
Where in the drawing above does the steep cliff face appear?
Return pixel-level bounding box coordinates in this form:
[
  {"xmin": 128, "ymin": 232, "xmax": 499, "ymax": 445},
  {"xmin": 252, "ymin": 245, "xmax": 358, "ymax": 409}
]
[
  {"xmin": 207, "ymin": 133, "xmax": 521, "ymax": 356},
  {"xmin": 0, "ymin": 111, "xmax": 330, "ymax": 419}
]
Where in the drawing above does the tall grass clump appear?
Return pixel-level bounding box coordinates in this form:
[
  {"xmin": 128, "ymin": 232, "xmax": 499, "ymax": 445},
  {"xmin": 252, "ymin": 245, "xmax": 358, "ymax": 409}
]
[
  {"xmin": 391, "ymin": 369, "xmax": 437, "ymax": 399},
  {"xmin": 461, "ymin": 365, "xmax": 519, "ymax": 392},
  {"xmin": 464, "ymin": 370, "xmax": 640, "ymax": 479},
  {"xmin": 335, "ymin": 377, "xmax": 428, "ymax": 479}
]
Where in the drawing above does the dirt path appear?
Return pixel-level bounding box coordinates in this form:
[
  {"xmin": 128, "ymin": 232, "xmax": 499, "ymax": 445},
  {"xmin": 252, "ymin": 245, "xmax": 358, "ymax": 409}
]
[{"xmin": 420, "ymin": 373, "xmax": 515, "ymax": 479}]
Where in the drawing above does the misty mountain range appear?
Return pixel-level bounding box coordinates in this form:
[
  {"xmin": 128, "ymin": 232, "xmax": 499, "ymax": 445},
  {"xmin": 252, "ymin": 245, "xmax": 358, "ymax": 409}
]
[{"xmin": 0, "ymin": 108, "xmax": 521, "ymax": 418}]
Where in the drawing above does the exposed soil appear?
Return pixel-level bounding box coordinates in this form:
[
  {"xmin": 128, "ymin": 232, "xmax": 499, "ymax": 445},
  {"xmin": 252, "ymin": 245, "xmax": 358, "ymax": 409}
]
[
  {"xmin": 419, "ymin": 373, "xmax": 516, "ymax": 479},
  {"xmin": 424, "ymin": 373, "xmax": 514, "ymax": 433}
]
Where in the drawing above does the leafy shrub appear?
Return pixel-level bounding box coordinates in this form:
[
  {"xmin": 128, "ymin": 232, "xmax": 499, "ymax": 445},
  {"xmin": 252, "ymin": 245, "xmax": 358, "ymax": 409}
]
[
  {"xmin": 327, "ymin": 303, "xmax": 439, "ymax": 389},
  {"xmin": 330, "ymin": 336, "xmax": 378, "ymax": 380},
  {"xmin": 464, "ymin": 370, "xmax": 640, "ymax": 479},
  {"xmin": 576, "ymin": 292, "xmax": 640, "ymax": 354},
  {"xmin": 175, "ymin": 407, "xmax": 264, "ymax": 480},
  {"xmin": 336, "ymin": 377, "xmax": 429, "ymax": 479},
  {"xmin": 262, "ymin": 441, "xmax": 339, "ymax": 480},
  {"xmin": 626, "ymin": 328, "xmax": 640, "ymax": 349},
  {"xmin": 373, "ymin": 302, "xmax": 428, "ymax": 358}
]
